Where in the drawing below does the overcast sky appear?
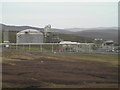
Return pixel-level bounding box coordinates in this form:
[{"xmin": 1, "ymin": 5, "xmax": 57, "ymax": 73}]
[{"xmin": 0, "ymin": 2, "xmax": 118, "ymax": 29}]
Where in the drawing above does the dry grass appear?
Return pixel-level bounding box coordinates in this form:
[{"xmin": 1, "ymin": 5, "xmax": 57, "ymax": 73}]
[{"xmin": 2, "ymin": 50, "xmax": 118, "ymax": 88}]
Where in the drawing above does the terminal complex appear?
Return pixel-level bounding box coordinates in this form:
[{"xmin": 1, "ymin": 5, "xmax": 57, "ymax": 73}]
[{"xmin": 3, "ymin": 25, "xmax": 120, "ymax": 53}]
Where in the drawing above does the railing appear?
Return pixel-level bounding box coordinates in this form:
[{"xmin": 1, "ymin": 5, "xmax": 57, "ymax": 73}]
[
  {"xmin": 0, "ymin": 43, "xmax": 118, "ymax": 54},
  {"xmin": 1, "ymin": 43, "xmax": 93, "ymax": 53}
]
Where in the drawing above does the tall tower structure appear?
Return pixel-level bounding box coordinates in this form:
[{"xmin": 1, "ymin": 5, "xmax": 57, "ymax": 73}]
[
  {"xmin": 44, "ymin": 24, "xmax": 60, "ymax": 43},
  {"xmin": 44, "ymin": 25, "xmax": 52, "ymax": 43}
]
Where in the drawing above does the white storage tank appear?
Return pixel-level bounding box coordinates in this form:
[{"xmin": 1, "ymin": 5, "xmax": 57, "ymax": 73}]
[{"xmin": 17, "ymin": 29, "xmax": 43, "ymax": 43}]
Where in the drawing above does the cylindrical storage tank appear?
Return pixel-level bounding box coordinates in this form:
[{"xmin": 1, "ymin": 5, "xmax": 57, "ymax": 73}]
[{"xmin": 17, "ymin": 29, "xmax": 43, "ymax": 43}]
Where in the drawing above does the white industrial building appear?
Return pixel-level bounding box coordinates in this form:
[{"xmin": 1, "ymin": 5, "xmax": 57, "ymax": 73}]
[
  {"xmin": 60, "ymin": 41, "xmax": 94, "ymax": 52},
  {"xmin": 16, "ymin": 25, "xmax": 60, "ymax": 43},
  {"xmin": 16, "ymin": 29, "xmax": 43, "ymax": 43},
  {"xmin": 101, "ymin": 40, "xmax": 115, "ymax": 52},
  {"xmin": 12, "ymin": 25, "xmax": 119, "ymax": 53}
]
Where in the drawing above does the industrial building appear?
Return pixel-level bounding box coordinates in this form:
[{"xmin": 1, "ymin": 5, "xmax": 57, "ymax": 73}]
[
  {"xmin": 60, "ymin": 41, "xmax": 94, "ymax": 52},
  {"xmin": 101, "ymin": 40, "xmax": 115, "ymax": 52},
  {"xmin": 59, "ymin": 40, "xmax": 119, "ymax": 53},
  {"xmin": 2, "ymin": 24, "xmax": 119, "ymax": 53},
  {"xmin": 16, "ymin": 25, "xmax": 60, "ymax": 43},
  {"xmin": 17, "ymin": 29, "xmax": 43, "ymax": 43},
  {"xmin": 43, "ymin": 25, "xmax": 60, "ymax": 43}
]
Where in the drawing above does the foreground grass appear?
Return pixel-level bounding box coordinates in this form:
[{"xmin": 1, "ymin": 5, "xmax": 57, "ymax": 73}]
[
  {"xmin": 2, "ymin": 49, "xmax": 118, "ymax": 88},
  {"xmin": 2, "ymin": 49, "xmax": 118, "ymax": 67},
  {"xmin": 46, "ymin": 53, "xmax": 118, "ymax": 67}
]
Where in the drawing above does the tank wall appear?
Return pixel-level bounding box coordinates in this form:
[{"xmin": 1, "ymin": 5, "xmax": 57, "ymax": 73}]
[{"xmin": 17, "ymin": 33, "xmax": 43, "ymax": 43}]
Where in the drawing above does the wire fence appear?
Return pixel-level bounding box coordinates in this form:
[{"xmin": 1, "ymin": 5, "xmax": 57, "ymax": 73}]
[
  {"xmin": 1, "ymin": 43, "xmax": 93, "ymax": 53},
  {"xmin": 1, "ymin": 43, "xmax": 119, "ymax": 54}
]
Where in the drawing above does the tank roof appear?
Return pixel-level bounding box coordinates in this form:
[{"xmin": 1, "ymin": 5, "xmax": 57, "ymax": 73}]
[{"xmin": 17, "ymin": 29, "xmax": 43, "ymax": 34}]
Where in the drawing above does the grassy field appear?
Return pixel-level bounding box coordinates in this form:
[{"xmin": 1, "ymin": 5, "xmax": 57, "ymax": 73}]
[
  {"xmin": 2, "ymin": 44, "xmax": 61, "ymax": 52},
  {"xmin": 2, "ymin": 49, "xmax": 118, "ymax": 88}
]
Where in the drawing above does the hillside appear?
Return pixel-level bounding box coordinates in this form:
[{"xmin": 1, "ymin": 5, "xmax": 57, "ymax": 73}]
[
  {"xmin": 1, "ymin": 24, "xmax": 93, "ymax": 43},
  {"xmin": 65, "ymin": 27, "xmax": 118, "ymax": 32},
  {"xmin": 64, "ymin": 27, "xmax": 118, "ymax": 42},
  {"xmin": 0, "ymin": 24, "xmax": 43, "ymax": 31},
  {"xmin": 5, "ymin": 31, "xmax": 93, "ymax": 43},
  {"xmin": 0, "ymin": 24, "xmax": 72, "ymax": 34},
  {"xmin": 74, "ymin": 29, "xmax": 118, "ymax": 42},
  {"xmin": 0, "ymin": 24, "xmax": 118, "ymax": 42},
  {"xmin": 59, "ymin": 33, "xmax": 93, "ymax": 43}
]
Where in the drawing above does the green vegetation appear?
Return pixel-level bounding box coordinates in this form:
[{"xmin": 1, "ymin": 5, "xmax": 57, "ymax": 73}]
[
  {"xmin": 2, "ymin": 31, "xmax": 94, "ymax": 43},
  {"xmin": 0, "ymin": 31, "xmax": 2, "ymax": 43},
  {"xmin": 3, "ymin": 44, "xmax": 60, "ymax": 52},
  {"xmin": 59, "ymin": 33, "xmax": 94, "ymax": 43},
  {"xmin": 9, "ymin": 31, "xmax": 18, "ymax": 43},
  {"xmin": 3, "ymin": 50, "xmax": 118, "ymax": 67}
]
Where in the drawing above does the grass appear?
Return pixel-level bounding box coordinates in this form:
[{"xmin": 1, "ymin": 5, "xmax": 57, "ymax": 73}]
[
  {"xmin": 2, "ymin": 49, "xmax": 118, "ymax": 67},
  {"xmin": 3, "ymin": 45, "xmax": 118, "ymax": 66},
  {"xmin": 34, "ymin": 52, "xmax": 118, "ymax": 67},
  {"xmin": 2, "ymin": 50, "xmax": 118, "ymax": 88},
  {"xmin": 3, "ymin": 44, "xmax": 60, "ymax": 52},
  {"xmin": 59, "ymin": 33, "xmax": 94, "ymax": 43}
]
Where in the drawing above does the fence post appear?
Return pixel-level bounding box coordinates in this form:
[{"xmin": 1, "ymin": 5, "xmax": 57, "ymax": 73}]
[
  {"xmin": 8, "ymin": 44, "xmax": 10, "ymax": 50},
  {"xmin": 23, "ymin": 44, "xmax": 24, "ymax": 50},
  {"xmin": 16, "ymin": 43, "xmax": 17, "ymax": 50},
  {"xmin": 29, "ymin": 44, "xmax": 30, "ymax": 51},
  {"xmin": 61, "ymin": 45, "xmax": 63, "ymax": 52},
  {"xmin": 70, "ymin": 45, "xmax": 71, "ymax": 53},
  {"xmin": 40, "ymin": 44, "xmax": 42, "ymax": 52},
  {"xmin": 39, "ymin": 44, "xmax": 40, "ymax": 51},
  {"xmin": 59, "ymin": 44, "xmax": 60, "ymax": 53},
  {"xmin": 52, "ymin": 44, "xmax": 53, "ymax": 52},
  {"xmin": 77, "ymin": 44, "xmax": 79, "ymax": 53}
]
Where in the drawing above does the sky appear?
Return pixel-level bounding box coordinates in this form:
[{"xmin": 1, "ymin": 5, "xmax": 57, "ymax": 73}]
[{"xmin": 0, "ymin": 2, "xmax": 118, "ymax": 29}]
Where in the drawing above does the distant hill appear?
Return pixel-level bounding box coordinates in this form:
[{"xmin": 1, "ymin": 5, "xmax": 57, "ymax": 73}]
[
  {"xmin": 0, "ymin": 24, "xmax": 43, "ymax": 31},
  {"xmin": 59, "ymin": 33, "xmax": 93, "ymax": 43},
  {"xmin": 64, "ymin": 27, "xmax": 118, "ymax": 32},
  {"xmin": 74, "ymin": 29, "xmax": 118, "ymax": 42},
  {"xmin": 64, "ymin": 27, "xmax": 118, "ymax": 42},
  {"xmin": 0, "ymin": 24, "xmax": 72, "ymax": 34},
  {"xmin": 64, "ymin": 28, "xmax": 85, "ymax": 32},
  {"xmin": 0, "ymin": 24, "xmax": 118, "ymax": 42},
  {"xmin": 0, "ymin": 24, "xmax": 92, "ymax": 43}
]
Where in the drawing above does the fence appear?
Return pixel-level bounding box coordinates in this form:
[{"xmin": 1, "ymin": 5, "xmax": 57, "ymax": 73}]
[
  {"xmin": 1, "ymin": 43, "xmax": 118, "ymax": 54},
  {"xmin": 1, "ymin": 43, "xmax": 94, "ymax": 53}
]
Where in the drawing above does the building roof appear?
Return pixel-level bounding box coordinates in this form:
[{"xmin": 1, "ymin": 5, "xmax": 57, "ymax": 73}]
[
  {"xmin": 60, "ymin": 41, "xmax": 78, "ymax": 44},
  {"xmin": 59, "ymin": 41, "xmax": 94, "ymax": 45},
  {"xmin": 104, "ymin": 40, "xmax": 114, "ymax": 43},
  {"xmin": 17, "ymin": 29, "xmax": 43, "ymax": 35}
]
